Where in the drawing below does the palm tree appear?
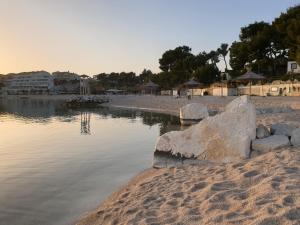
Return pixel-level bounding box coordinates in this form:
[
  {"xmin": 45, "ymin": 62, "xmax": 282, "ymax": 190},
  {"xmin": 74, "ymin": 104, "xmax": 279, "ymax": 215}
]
[{"xmin": 208, "ymin": 50, "xmax": 220, "ymax": 68}]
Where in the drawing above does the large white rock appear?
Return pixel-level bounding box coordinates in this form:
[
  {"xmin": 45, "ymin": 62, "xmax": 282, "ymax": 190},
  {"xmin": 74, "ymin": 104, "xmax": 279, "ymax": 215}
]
[
  {"xmin": 252, "ymin": 135, "xmax": 290, "ymax": 153},
  {"xmin": 291, "ymin": 128, "xmax": 300, "ymax": 147},
  {"xmin": 179, "ymin": 103, "xmax": 209, "ymax": 125},
  {"xmin": 155, "ymin": 96, "xmax": 256, "ymax": 163}
]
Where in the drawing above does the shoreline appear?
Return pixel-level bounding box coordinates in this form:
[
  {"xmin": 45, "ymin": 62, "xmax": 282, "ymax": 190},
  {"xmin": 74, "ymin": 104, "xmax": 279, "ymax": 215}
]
[
  {"xmin": 74, "ymin": 95, "xmax": 300, "ymax": 225},
  {"xmin": 2, "ymin": 94, "xmax": 300, "ymax": 224},
  {"xmin": 105, "ymin": 104, "xmax": 179, "ymax": 116}
]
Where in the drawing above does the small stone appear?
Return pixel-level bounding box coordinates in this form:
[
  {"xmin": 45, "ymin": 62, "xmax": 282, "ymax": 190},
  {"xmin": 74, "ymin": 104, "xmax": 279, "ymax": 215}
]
[
  {"xmin": 270, "ymin": 123, "xmax": 296, "ymax": 137},
  {"xmin": 256, "ymin": 124, "xmax": 270, "ymax": 139},
  {"xmin": 252, "ymin": 135, "xmax": 290, "ymax": 153},
  {"xmin": 291, "ymin": 128, "xmax": 300, "ymax": 147}
]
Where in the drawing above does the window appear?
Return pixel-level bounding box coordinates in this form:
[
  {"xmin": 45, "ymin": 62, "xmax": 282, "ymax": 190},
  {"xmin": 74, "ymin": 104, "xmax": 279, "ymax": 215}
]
[{"xmin": 291, "ymin": 63, "xmax": 297, "ymax": 70}]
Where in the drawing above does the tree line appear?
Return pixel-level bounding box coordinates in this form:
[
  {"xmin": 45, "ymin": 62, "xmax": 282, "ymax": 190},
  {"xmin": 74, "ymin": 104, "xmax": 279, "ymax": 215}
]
[{"xmin": 93, "ymin": 5, "xmax": 299, "ymax": 91}]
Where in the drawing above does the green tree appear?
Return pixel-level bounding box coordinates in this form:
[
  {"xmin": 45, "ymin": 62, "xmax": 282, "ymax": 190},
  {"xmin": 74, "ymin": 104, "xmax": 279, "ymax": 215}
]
[
  {"xmin": 229, "ymin": 21, "xmax": 288, "ymax": 77},
  {"xmin": 157, "ymin": 46, "xmax": 221, "ymax": 87},
  {"xmin": 229, "ymin": 41, "xmax": 249, "ymax": 74},
  {"xmin": 217, "ymin": 43, "xmax": 229, "ymax": 71},
  {"xmin": 207, "ymin": 50, "xmax": 220, "ymax": 67},
  {"xmin": 193, "ymin": 64, "xmax": 220, "ymax": 84},
  {"xmin": 273, "ymin": 5, "xmax": 300, "ymax": 64},
  {"xmin": 139, "ymin": 69, "xmax": 153, "ymax": 83},
  {"xmin": 159, "ymin": 46, "xmax": 193, "ymax": 72},
  {"xmin": 158, "ymin": 46, "xmax": 195, "ymax": 87}
]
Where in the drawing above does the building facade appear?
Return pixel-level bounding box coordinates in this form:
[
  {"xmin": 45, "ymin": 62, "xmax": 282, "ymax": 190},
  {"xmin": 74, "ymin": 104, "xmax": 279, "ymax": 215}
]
[
  {"xmin": 237, "ymin": 81, "xmax": 300, "ymax": 96},
  {"xmin": 5, "ymin": 71, "xmax": 54, "ymax": 95}
]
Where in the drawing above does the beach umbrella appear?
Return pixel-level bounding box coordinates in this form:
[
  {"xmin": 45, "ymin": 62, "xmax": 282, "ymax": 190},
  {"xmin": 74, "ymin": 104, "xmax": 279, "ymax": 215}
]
[
  {"xmin": 184, "ymin": 79, "xmax": 200, "ymax": 87},
  {"xmin": 183, "ymin": 79, "xmax": 203, "ymax": 97},
  {"xmin": 144, "ymin": 80, "xmax": 159, "ymax": 88},
  {"xmin": 144, "ymin": 81, "xmax": 159, "ymax": 94},
  {"xmin": 235, "ymin": 71, "xmax": 266, "ymax": 96}
]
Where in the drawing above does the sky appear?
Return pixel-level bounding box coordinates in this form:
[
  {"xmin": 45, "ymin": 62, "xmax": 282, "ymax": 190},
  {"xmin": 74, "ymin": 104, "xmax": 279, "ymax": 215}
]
[{"xmin": 0, "ymin": 0, "xmax": 299, "ymax": 75}]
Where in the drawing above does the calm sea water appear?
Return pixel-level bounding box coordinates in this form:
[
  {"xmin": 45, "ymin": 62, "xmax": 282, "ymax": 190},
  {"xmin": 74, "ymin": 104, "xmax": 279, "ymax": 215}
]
[{"xmin": 0, "ymin": 98, "xmax": 180, "ymax": 225}]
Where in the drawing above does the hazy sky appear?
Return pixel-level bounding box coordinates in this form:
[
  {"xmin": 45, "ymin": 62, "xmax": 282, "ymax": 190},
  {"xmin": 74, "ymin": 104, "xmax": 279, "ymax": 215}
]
[{"xmin": 0, "ymin": 0, "xmax": 299, "ymax": 75}]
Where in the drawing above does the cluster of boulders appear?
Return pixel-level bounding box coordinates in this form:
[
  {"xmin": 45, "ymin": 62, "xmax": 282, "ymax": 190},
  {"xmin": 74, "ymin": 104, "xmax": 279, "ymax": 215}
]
[
  {"xmin": 67, "ymin": 96, "xmax": 109, "ymax": 103},
  {"xmin": 153, "ymin": 95, "xmax": 299, "ymax": 167},
  {"xmin": 65, "ymin": 96, "xmax": 109, "ymax": 107},
  {"xmin": 251, "ymin": 123, "xmax": 299, "ymax": 156}
]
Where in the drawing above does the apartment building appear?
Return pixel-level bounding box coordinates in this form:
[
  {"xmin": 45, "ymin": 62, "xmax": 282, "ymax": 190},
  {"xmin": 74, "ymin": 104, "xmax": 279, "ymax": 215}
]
[{"xmin": 5, "ymin": 71, "xmax": 54, "ymax": 94}]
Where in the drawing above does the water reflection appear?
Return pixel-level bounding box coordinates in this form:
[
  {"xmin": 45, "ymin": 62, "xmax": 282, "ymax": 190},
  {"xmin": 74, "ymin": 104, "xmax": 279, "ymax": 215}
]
[
  {"xmin": 0, "ymin": 98, "xmax": 180, "ymax": 135},
  {"xmin": 0, "ymin": 98, "xmax": 181, "ymax": 225},
  {"xmin": 81, "ymin": 112, "xmax": 91, "ymax": 135}
]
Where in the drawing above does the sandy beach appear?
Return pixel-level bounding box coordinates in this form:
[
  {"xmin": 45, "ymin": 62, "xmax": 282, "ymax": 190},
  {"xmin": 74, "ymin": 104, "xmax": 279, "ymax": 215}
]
[
  {"xmin": 77, "ymin": 147, "xmax": 300, "ymax": 225},
  {"xmin": 74, "ymin": 95, "xmax": 300, "ymax": 225}
]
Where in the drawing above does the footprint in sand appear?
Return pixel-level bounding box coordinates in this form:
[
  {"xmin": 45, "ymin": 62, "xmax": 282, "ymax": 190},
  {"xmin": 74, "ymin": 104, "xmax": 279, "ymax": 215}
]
[
  {"xmin": 190, "ymin": 182, "xmax": 207, "ymax": 192},
  {"xmin": 271, "ymin": 181, "xmax": 281, "ymax": 190},
  {"xmin": 145, "ymin": 217, "xmax": 158, "ymax": 224},
  {"xmin": 234, "ymin": 191, "xmax": 249, "ymax": 200},
  {"xmin": 231, "ymin": 162, "xmax": 245, "ymax": 169},
  {"xmin": 243, "ymin": 170, "xmax": 259, "ymax": 177},
  {"xmin": 165, "ymin": 199, "xmax": 178, "ymax": 208},
  {"xmin": 284, "ymin": 166, "xmax": 299, "ymax": 173},
  {"xmin": 172, "ymin": 192, "xmax": 184, "ymax": 198},
  {"xmin": 257, "ymin": 217, "xmax": 280, "ymax": 225},
  {"xmin": 284, "ymin": 208, "xmax": 300, "ymax": 221},
  {"xmin": 125, "ymin": 207, "xmax": 138, "ymax": 215},
  {"xmin": 282, "ymin": 195, "xmax": 295, "ymax": 206},
  {"xmin": 145, "ymin": 210, "xmax": 157, "ymax": 217},
  {"xmin": 120, "ymin": 192, "xmax": 130, "ymax": 199},
  {"xmin": 209, "ymin": 192, "xmax": 226, "ymax": 203},
  {"xmin": 207, "ymin": 203, "xmax": 230, "ymax": 211},
  {"xmin": 210, "ymin": 181, "xmax": 235, "ymax": 191},
  {"xmin": 225, "ymin": 211, "xmax": 239, "ymax": 220},
  {"xmin": 188, "ymin": 208, "xmax": 201, "ymax": 216}
]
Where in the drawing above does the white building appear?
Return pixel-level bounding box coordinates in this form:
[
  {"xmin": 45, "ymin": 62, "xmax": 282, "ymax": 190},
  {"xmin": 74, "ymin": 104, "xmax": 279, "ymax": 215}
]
[
  {"xmin": 5, "ymin": 71, "xmax": 54, "ymax": 95},
  {"xmin": 287, "ymin": 61, "xmax": 300, "ymax": 73},
  {"xmin": 237, "ymin": 80, "xmax": 300, "ymax": 96}
]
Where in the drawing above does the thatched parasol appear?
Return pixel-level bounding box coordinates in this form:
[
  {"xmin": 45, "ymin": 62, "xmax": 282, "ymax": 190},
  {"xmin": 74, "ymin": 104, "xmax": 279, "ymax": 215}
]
[
  {"xmin": 144, "ymin": 80, "xmax": 159, "ymax": 88},
  {"xmin": 182, "ymin": 79, "xmax": 203, "ymax": 97},
  {"xmin": 143, "ymin": 81, "xmax": 159, "ymax": 94},
  {"xmin": 184, "ymin": 79, "xmax": 201, "ymax": 87},
  {"xmin": 235, "ymin": 71, "xmax": 266, "ymax": 96}
]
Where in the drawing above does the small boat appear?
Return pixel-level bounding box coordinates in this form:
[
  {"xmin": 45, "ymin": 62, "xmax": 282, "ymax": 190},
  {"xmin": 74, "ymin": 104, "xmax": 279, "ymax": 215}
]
[{"xmin": 64, "ymin": 96, "xmax": 109, "ymax": 108}]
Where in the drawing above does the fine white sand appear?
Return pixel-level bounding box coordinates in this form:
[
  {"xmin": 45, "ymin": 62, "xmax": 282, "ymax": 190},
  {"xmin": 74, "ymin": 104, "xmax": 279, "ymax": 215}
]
[{"xmin": 77, "ymin": 147, "xmax": 300, "ymax": 225}]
